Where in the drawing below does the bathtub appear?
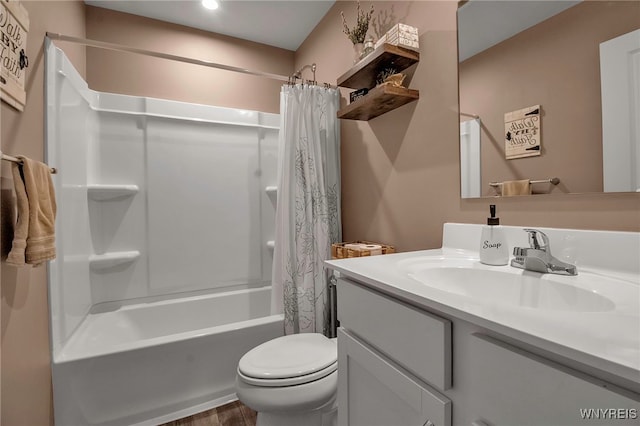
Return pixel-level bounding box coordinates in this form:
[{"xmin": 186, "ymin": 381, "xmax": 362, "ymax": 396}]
[{"xmin": 52, "ymin": 286, "xmax": 284, "ymax": 426}]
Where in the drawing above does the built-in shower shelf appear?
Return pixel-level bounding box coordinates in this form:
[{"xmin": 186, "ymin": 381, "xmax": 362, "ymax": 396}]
[
  {"xmin": 89, "ymin": 251, "xmax": 140, "ymax": 270},
  {"xmin": 265, "ymin": 186, "xmax": 278, "ymax": 195},
  {"xmin": 87, "ymin": 184, "xmax": 139, "ymax": 201},
  {"xmin": 265, "ymin": 186, "xmax": 277, "ymax": 204}
]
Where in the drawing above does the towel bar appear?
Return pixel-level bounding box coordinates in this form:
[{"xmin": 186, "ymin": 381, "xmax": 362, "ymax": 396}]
[
  {"xmin": 489, "ymin": 177, "xmax": 559, "ymax": 188},
  {"xmin": 1, "ymin": 153, "xmax": 57, "ymax": 174}
]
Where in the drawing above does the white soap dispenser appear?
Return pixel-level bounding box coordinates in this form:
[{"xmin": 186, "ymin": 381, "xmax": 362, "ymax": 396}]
[{"xmin": 479, "ymin": 204, "xmax": 509, "ymax": 265}]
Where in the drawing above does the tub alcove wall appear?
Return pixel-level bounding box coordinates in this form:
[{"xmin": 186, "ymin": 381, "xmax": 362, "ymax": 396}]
[{"xmin": 46, "ymin": 42, "xmax": 284, "ymax": 426}]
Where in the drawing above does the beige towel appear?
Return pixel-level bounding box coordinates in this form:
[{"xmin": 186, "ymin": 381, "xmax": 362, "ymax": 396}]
[
  {"xmin": 501, "ymin": 179, "xmax": 531, "ymax": 197},
  {"xmin": 7, "ymin": 156, "xmax": 57, "ymax": 266}
]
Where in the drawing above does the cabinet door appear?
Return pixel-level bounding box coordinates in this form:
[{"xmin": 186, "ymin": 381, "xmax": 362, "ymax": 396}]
[
  {"xmin": 337, "ymin": 278, "xmax": 452, "ymax": 390},
  {"xmin": 338, "ymin": 328, "xmax": 451, "ymax": 426},
  {"xmin": 467, "ymin": 333, "xmax": 640, "ymax": 426}
]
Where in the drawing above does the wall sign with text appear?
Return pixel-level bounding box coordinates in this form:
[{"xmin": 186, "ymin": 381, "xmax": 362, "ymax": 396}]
[
  {"xmin": 504, "ymin": 105, "xmax": 541, "ymax": 160},
  {"xmin": 0, "ymin": 0, "xmax": 29, "ymax": 111}
]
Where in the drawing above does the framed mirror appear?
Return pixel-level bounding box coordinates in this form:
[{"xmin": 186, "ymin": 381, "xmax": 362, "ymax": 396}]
[{"xmin": 457, "ymin": 0, "xmax": 639, "ymax": 198}]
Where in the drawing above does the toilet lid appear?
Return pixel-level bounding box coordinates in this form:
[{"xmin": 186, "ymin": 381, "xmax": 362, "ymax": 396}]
[{"xmin": 238, "ymin": 334, "xmax": 337, "ymax": 385}]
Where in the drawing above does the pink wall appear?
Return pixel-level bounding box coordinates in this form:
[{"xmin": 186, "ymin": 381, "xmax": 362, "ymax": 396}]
[
  {"xmin": 1, "ymin": 2, "xmax": 86, "ymax": 425},
  {"xmin": 459, "ymin": 1, "xmax": 639, "ymax": 196},
  {"xmin": 85, "ymin": 6, "xmax": 295, "ymax": 114},
  {"xmin": 294, "ymin": 0, "xmax": 639, "ymax": 252}
]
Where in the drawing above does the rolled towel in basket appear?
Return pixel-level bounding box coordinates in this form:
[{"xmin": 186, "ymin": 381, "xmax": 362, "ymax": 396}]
[
  {"xmin": 501, "ymin": 179, "xmax": 531, "ymax": 196},
  {"xmin": 360, "ymin": 244, "xmax": 382, "ymax": 255},
  {"xmin": 344, "ymin": 243, "xmax": 382, "ymax": 256}
]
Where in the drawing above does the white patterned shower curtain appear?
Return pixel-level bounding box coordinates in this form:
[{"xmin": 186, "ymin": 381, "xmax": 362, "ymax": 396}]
[{"xmin": 271, "ymin": 84, "xmax": 342, "ymax": 335}]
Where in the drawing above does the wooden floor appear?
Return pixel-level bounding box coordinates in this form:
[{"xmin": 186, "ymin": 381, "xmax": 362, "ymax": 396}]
[{"xmin": 161, "ymin": 401, "xmax": 257, "ymax": 426}]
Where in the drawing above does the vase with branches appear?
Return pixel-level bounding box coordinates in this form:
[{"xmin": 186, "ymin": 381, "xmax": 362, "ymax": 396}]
[{"xmin": 341, "ymin": 1, "xmax": 374, "ymax": 62}]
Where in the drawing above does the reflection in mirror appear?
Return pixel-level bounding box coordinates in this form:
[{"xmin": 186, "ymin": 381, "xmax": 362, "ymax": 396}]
[{"xmin": 457, "ymin": 0, "xmax": 640, "ymax": 199}]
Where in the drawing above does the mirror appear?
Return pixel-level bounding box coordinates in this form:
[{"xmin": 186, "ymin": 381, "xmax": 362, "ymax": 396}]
[{"xmin": 457, "ymin": 0, "xmax": 639, "ymax": 198}]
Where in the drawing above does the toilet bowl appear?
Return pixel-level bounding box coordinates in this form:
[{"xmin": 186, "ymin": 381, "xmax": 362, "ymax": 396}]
[{"xmin": 235, "ymin": 333, "xmax": 338, "ymax": 426}]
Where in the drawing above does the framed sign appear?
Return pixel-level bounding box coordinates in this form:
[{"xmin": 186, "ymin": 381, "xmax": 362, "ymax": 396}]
[
  {"xmin": 504, "ymin": 105, "xmax": 541, "ymax": 160},
  {"xmin": 0, "ymin": 0, "xmax": 29, "ymax": 111}
]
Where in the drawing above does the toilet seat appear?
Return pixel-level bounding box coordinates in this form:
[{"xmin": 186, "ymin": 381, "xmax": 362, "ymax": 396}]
[{"xmin": 237, "ymin": 334, "xmax": 337, "ymax": 387}]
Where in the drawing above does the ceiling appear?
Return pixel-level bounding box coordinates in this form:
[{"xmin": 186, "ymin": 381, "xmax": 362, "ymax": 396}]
[
  {"xmin": 458, "ymin": 0, "xmax": 581, "ymax": 61},
  {"xmin": 84, "ymin": 0, "xmax": 336, "ymax": 51}
]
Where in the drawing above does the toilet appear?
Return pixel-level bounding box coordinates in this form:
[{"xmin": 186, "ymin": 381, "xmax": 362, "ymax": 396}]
[{"xmin": 235, "ymin": 333, "xmax": 338, "ymax": 426}]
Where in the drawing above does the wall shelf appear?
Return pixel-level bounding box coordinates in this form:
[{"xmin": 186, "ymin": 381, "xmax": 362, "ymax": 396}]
[
  {"xmin": 337, "ymin": 85, "xmax": 419, "ymax": 121},
  {"xmin": 87, "ymin": 184, "xmax": 139, "ymax": 201},
  {"xmin": 265, "ymin": 186, "xmax": 278, "ymax": 196},
  {"xmin": 337, "ymin": 44, "xmax": 420, "ymax": 89},
  {"xmin": 336, "ymin": 43, "xmax": 420, "ymax": 121},
  {"xmin": 89, "ymin": 250, "xmax": 140, "ymax": 270}
]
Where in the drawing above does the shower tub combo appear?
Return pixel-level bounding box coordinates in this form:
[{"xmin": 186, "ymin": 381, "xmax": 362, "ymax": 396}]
[
  {"xmin": 46, "ymin": 42, "xmax": 283, "ymax": 425},
  {"xmin": 53, "ymin": 287, "xmax": 282, "ymax": 426}
]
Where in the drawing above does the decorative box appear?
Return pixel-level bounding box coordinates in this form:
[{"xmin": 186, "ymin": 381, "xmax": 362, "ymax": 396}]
[
  {"xmin": 349, "ymin": 88, "xmax": 369, "ymax": 103},
  {"xmin": 374, "ymin": 23, "xmax": 419, "ymax": 52}
]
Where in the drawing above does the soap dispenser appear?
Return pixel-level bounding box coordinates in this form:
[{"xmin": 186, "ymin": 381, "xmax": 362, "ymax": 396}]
[{"xmin": 479, "ymin": 204, "xmax": 509, "ymax": 265}]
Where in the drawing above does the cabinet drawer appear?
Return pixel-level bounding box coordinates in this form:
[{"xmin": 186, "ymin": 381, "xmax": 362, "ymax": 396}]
[
  {"xmin": 337, "ymin": 278, "xmax": 452, "ymax": 390},
  {"xmin": 338, "ymin": 328, "xmax": 451, "ymax": 426},
  {"xmin": 467, "ymin": 333, "xmax": 640, "ymax": 426}
]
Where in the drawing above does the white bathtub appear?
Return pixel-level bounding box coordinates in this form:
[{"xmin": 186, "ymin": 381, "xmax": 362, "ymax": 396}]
[{"xmin": 52, "ymin": 286, "xmax": 284, "ymax": 426}]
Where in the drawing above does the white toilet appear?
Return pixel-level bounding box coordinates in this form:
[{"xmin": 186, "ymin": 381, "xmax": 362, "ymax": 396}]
[{"xmin": 235, "ymin": 333, "xmax": 338, "ymax": 426}]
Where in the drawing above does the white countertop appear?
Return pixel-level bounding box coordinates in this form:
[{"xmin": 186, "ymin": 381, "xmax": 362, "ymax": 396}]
[{"xmin": 326, "ymin": 224, "xmax": 640, "ymax": 388}]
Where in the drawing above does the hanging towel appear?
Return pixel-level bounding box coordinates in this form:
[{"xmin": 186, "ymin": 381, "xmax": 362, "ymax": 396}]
[
  {"xmin": 7, "ymin": 156, "xmax": 57, "ymax": 266},
  {"xmin": 501, "ymin": 179, "xmax": 531, "ymax": 197}
]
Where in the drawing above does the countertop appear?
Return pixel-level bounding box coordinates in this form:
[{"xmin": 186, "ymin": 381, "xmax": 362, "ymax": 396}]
[{"xmin": 326, "ymin": 247, "xmax": 640, "ymax": 391}]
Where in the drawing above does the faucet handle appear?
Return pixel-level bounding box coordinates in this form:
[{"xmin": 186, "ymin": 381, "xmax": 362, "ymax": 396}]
[
  {"xmin": 523, "ymin": 228, "xmax": 549, "ymax": 250},
  {"xmin": 513, "ymin": 247, "xmax": 528, "ymax": 257}
]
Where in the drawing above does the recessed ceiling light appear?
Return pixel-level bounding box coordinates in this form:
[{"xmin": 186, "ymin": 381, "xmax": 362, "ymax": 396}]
[{"xmin": 202, "ymin": 0, "xmax": 219, "ymax": 11}]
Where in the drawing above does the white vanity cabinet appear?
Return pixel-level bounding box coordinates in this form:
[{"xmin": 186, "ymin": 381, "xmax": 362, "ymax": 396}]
[
  {"xmin": 337, "ymin": 278, "xmax": 452, "ymax": 426},
  {"xmin": 337, "ymin": 277, "xmax": 640, "ymax": 426}
]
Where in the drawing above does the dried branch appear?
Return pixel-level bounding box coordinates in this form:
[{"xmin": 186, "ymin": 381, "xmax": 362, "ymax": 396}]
[{"xmin": 341, "ymin": 1, "xmax": 374, "ymax": 44}]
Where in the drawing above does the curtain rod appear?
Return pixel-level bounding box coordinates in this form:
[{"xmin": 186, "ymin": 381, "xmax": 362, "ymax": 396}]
[{"xmin": 46, "ymin": 32, "xmax": 290, "ymax": 83}]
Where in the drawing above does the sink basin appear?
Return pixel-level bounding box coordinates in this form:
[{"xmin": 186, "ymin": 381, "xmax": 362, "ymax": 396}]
[{"xmin": 397, "ymin": 257, "xmax": 620, "ymax": 312}]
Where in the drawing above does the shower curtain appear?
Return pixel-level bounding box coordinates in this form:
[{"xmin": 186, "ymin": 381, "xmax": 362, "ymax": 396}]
[{"xmin": 271, "ymin": 84, "xmax": 342, "ymax": 335}]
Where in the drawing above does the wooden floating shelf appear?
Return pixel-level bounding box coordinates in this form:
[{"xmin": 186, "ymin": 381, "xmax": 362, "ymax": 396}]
[
  {"xmin": 336, "ymin": 43, "xmax": 420, "ymax": 121},
  {"xmin": 337, "ymin": 85, "xmax": 419, "ymax": 121},
  {"xmin": 337, "ymin": 43, "xmax": 420, "ymax": 90}
]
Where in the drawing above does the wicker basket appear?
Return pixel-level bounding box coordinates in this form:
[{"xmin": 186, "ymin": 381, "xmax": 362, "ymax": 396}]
[{"xmin": 331, "ymin": 241, "xmax": 395, "ymax": 259}]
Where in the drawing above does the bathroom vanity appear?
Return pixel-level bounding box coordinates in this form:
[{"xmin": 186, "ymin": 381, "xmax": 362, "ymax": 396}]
[{"xmin": 326, "ymin": 224, "xmax": 640, "ymax": 426}]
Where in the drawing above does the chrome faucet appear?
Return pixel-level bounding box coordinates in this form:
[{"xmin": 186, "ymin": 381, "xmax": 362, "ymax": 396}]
[{"xmin": 510, "ymin": 229, "xmax": 577, "ymax": 275}]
